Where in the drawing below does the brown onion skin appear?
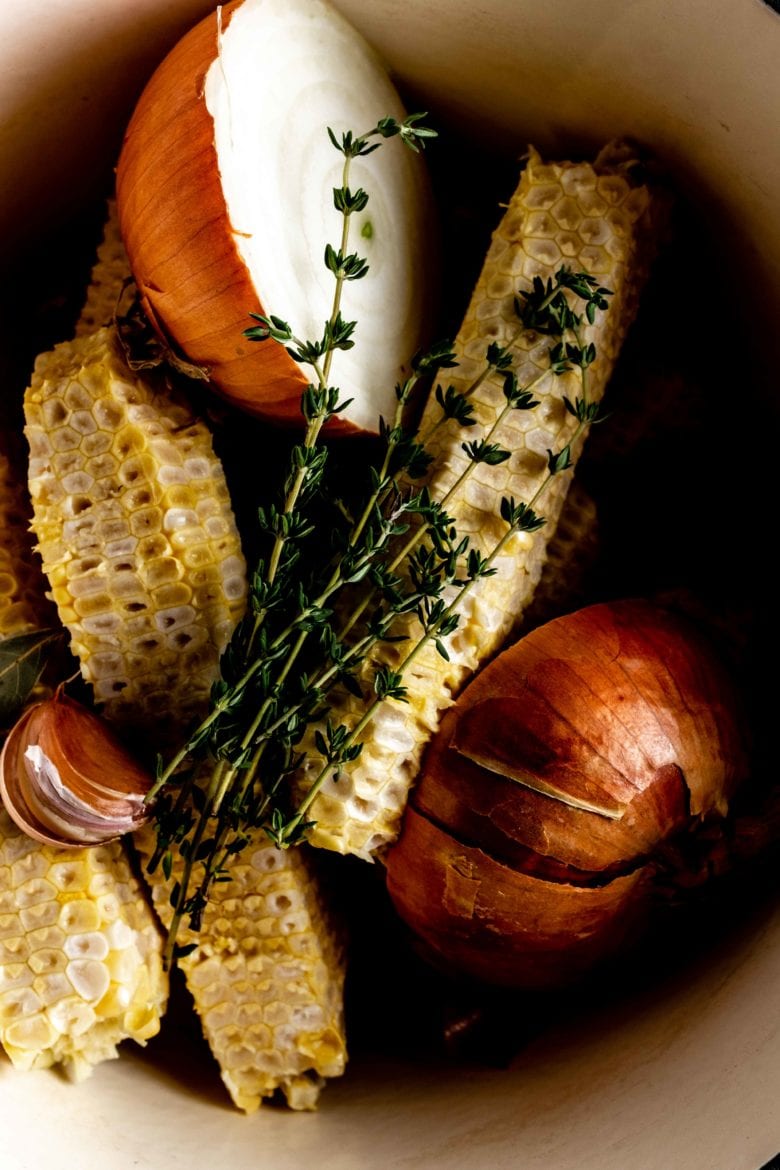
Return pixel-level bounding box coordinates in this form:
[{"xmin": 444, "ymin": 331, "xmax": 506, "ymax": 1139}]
[
  {"xmin": 116, "ymin": 1, "xmax": 324, "ymax": 429},
  {"xmin": 385, "ymin": 600, "xmax": 749, "ymax": 989}
]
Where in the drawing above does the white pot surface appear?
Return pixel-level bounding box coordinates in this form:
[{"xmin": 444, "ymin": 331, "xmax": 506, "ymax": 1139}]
[{"xmin": 1, "ymin": 2, "xmax": 779, "ymax": 1167}]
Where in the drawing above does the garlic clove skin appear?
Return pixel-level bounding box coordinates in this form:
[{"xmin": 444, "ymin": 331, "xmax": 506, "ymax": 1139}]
[
  {"xmin": 35, "ymin": 695, "xmax": 151, "ymax": 809},
  {"xmin": 0, "ymin": 706, "xmax": 66, "ymax": 847},
  {"xmin": 21, "ymin": 742, "xmax": 142, "ymax": 844},
  {"xmin": 0, "ymin": 696, "xmax": 152, "ymax": 849}
]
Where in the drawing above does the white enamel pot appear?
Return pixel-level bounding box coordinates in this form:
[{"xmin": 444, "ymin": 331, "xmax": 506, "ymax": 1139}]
[{"xmin": 1, "ymin": 2, "xmax": 779, "ymax": 1168}]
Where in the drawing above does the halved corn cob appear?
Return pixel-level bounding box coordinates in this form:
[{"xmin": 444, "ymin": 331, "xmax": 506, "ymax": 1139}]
[
  {"xmin": 0, "ymin": 808, "xmax": 167, "ymax": 1079},
  {"xmin": 0, "ymin": 433, "xmax": 168, "ymax": 1078},
  {"xmin": 76, "ymin": 201, "xmax": 129, "ymax": 338},
  {"xmin": 295, "ymin": 145, "xmax": 668, "ymax": 858},
  {"xmin": 0, "ymin": 441, "xmax": 57, "ymax": 638},
  {"xmin": 24, "ymin": 326, "xmax": 247, "ymax": 742},
  {"xmin": 134, "ymin": 824, "xmax": 346, "ymax": 1112},
  {"xmin": 519, "ymin": 479, "xmax": 598, "ymax": 630}
]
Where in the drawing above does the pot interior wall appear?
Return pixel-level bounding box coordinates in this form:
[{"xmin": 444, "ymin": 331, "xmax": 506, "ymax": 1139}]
[{"xmin": 1, "ymin": 2, "xmax": 779, "ymax": 1168}]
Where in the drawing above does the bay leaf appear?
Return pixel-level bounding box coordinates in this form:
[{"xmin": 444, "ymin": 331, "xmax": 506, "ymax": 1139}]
[{"xmin": 0, "ymin": 628, "xmax": 62, "ymax": 725}]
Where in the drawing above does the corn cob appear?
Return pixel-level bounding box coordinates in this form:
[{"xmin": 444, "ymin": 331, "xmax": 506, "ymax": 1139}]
[
  {"xmin": 0, "ymin": 431, "xmax": 168, "ymax": 1079},
  {"xmin": 0, "ymin": 441, "xmax": 57, "ymax": 638},
  {"xmin": 76, "ymin": 201, "xmax": 129, "ymax": 337},
  {"xmin": 519, "ymin": 479, "xmax": 598, "ymax": 630},
  {"xmin": 0, "ymin": 808, "xmax": 167, "ymax": 1079},
  {"xmin": 134, "ymin": 823, "xmax": 346, "ymax": 1112},
  {"xmin": 24, "ymin": 326, "xmax": 247, "ymax": 742},
  {"xmin": 50, "ymin": 225, "xmax": 347, "ymax": 1107},
  {"xmin": 295, "ymin": 145, "xmax": 667, "ymax": 858}
]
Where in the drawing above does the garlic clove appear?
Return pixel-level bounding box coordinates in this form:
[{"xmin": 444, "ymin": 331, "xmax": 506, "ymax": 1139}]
[
  {"xmin": 35, "ymin": 695, "xmax": 151, "ymax": 810},
  {"xmin": 0, "ymin": 706, "xmax": 68, "ymax": 847},
  {"xmin": 0, "ymin": 696, "xmax": 152, "ymax": 849},
  {"xmin": 20, "ymin": 740, "xmax": 138, "ymax": 845}
]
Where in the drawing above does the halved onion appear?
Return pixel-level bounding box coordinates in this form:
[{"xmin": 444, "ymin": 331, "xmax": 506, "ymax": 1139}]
[
  {"xmin": 0, "ymin": 696, "xmax": 152, "ymax": 848},
  {"xmin": 116, "ymin": 0, "xmax": 437, "ymax": 433}
]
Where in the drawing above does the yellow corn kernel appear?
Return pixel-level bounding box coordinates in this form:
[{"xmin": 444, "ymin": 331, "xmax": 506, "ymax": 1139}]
[{"xmin": 293, "ymin": 145, "xmax": 668, "ymax": 859}]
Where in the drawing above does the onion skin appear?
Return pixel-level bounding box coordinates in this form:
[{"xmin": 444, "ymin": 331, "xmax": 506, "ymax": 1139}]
[
  {"xmin": 392, "ymin": 808, "xmax": 649, "ymax": 989},
  {"xmin": 385, "ymin": 600, "xmax": 750, "ymax": 989}
]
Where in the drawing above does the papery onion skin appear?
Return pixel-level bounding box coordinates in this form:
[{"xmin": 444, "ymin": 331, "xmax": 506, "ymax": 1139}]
[
  {"xmin": 385, "ymin": 600, "xmax": 750, "ymax": 989},
  {"xmin": 116, "ymin": 0, "xmax": 435, "ymax": 434},
  {"xmin": 392, "ymin": 807, "xmax": 651, "ymax": 989}
]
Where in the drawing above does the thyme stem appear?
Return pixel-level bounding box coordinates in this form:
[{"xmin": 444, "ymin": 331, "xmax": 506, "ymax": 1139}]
[
  {"xmin": 162, "ymin": 758, "xmax": 226, "ymax": 970},
  {"xmin": 149, "ymin": 113, "xmax": 616, "ymax": 956},
  {"xmin": 281, "ymin": 517, "xmax": 522, "ymax": 842}
]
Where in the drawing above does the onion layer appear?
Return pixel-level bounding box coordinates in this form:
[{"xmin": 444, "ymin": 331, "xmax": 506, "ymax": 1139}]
[
  {"xmin": 116, "ymin": 0, "xmax": 436, "ymax": 433},
  {"xmin": 386, "ymin": 600, "xmax": 749, "ymax": 988}
]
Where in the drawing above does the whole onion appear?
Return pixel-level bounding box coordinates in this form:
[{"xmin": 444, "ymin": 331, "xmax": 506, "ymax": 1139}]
[
  {"xmin": 116, "ymin": 0, "xmax": 436, "ymax": 433},
  {"xmin": 385, "ymin": 600, "xmax": 750, "ymax": 989}
]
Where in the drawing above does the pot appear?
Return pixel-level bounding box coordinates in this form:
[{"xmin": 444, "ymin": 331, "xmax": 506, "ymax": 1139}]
[{"xmin": 1, "ymin": 2, "xmax": 778, "ymax": 1168}]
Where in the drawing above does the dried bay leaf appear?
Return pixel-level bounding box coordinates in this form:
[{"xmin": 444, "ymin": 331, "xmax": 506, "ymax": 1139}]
[{"xmin": 0, "ymin": 629, "xmax": 62, "ymax": 725}]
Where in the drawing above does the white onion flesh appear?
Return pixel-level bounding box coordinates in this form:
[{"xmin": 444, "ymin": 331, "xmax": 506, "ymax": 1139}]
[{"xmin": 204, "ymin": 0, "xmax": 434, "ymax": 432}]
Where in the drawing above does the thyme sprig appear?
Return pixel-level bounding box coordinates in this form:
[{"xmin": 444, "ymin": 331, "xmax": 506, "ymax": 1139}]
[{"xmin": 148, "ymin": 119, "xmax": 613, "ymax": 964}]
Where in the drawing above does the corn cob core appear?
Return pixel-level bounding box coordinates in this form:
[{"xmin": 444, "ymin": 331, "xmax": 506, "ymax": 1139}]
[
  {"xmin": 0, "ymin": 446, "xmax": 57, "ymax": 638},
  {"xmin": 134, "ymin": 825, "xmax": 346, "ymax": 1112},
  {"xmin": 24, "ymin": 327, "xmax": 247, "ymax": 741},
  {"xmin": 295, "ymin": 146, "xmax": 666, "ymax": 859},
  {"xmin": 76, "ymin": 201, "xmax": 129, "ymax": 338},
  {"xmin": 521, "ymin": 479, "xmax": 598, "ymax": 628},
  {"xmin": 0, "ymin": 808, "xmax": 167, "ymax": 1079}
]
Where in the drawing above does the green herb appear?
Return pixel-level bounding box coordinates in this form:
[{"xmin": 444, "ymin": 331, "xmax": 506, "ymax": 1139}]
[
  {"xmin": 0, "ymin": 629, "xmax": 62, "ymax": 726},
  {"xmin": 147, "ymin": 117, "xmax": 613, "ymax": 965}
]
